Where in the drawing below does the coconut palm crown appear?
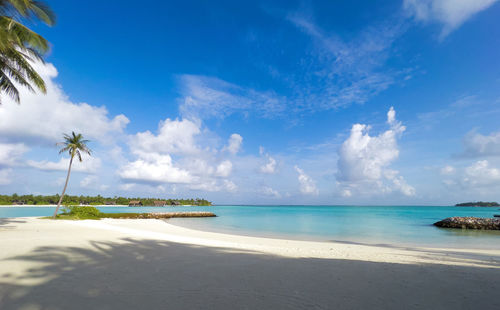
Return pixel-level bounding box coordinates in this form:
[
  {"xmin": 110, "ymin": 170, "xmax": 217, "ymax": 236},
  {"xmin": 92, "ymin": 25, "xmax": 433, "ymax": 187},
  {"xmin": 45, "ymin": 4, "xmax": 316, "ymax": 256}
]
[
  {"xmin": 53, "ymin": 132, "xmax": 92, "ymax": 218},
  {"xmin": 0, "ymin": 0, "xmax": 55, "ymax": 103}
]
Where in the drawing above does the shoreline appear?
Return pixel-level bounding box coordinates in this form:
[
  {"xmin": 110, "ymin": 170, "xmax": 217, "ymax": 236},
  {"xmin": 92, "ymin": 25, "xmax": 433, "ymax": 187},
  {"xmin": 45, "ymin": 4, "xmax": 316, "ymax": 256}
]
[
  {"xmin": 168, "ymin": 217, "xmax": 500, "ymax": 250},
  {"xmin": 2, "ymin": 217, "xmax": 499, "ymax": 267}
]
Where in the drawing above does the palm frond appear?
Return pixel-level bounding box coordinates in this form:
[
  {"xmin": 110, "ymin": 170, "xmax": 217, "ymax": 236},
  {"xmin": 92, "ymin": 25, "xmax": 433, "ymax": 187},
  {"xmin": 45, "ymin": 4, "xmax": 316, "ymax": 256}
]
[
  {"xmin": 57, "ymin": 132, "xmax": 93, "ymax": 161},
  {"xmin": 0, "ymin": 0, "xmax": 54, "ymax": 103}
]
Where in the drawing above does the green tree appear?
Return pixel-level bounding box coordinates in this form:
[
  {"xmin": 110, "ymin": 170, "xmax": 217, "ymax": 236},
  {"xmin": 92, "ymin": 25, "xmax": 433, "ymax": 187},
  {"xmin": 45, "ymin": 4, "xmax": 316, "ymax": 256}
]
[
  {"xmin": 0, "ymin": 0, "xmax": 55, "ymax": 103},
  {"xmin": 53, "ymin": 132, "xmax": 92, "ymax": 218}
]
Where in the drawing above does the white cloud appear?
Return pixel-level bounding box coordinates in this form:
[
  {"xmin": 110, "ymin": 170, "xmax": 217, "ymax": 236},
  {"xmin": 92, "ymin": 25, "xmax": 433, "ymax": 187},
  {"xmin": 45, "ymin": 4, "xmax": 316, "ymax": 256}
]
[
  {"xmin": 404, "ymin": 0, "xmax": 498, "ymax": 38},
  {"xmin": 259, "ymin": 146, "xmax": 277, "ymax": 174},
  {"xmin": 224, "ymin": 134, "xmax": 243, "ymax": 155},
  {"xmin": 440, "ymin": 165, "xmax": 456, "ymax": 175},
  {"xmin": 223, "ymin": 180, "xmax": 238, "ymax": 192},
  {"xmin": 215, "ymin": 160, "xmax": 233, "ymax": 177},
  {"xmin": 120, "ymin": 118, "xmax": 237, "ymax": 192},
  {"xmin": 261, "ymin": 186, "xmax": 281, "ymax": 198},
  {"xmin": 336, "ymin": 107, "xmax": 415, "ymax": 196},
  {"xmin": 0, "ymin": 143, "xmax": 28, "ymax": 167},
  {"xmin": 79, "ymin": 175, "xmax": 109, "ymax": 190},
  {"xmin": 131, "ymin": 118, "xmax": 201, "ymax": 156},
  {"xmin": 27, "ymin": 155, "xmax": 101, "ymax": 173},
  {"xmin": 119, "ymin": 153, "xmax": 193, "ymax": 184},
  {"xmin": 442, "ymin": 160, "xmax": 500, "ymax": 191},
  {"xmin": 463, "ymin": 160, "xmax": 500, "ymax": 187},
  {"xmin": 188, "ymin": 178, "xmax": 237, "ymax": 192},
  {"xmin": 294, "ymin": 165, "xmax": 319, "ymax": 195},
  {"xmin": 80, "ymin": 175, "xmax": 97, "ymax": 187},
  {"xmin": 461, "ymin": 130, "xmax": 500, "ymax": 158},
  {"xmin": 0, "ymin": 168, "xmax": 12, "ymax": 185},
  {"xmin": 0, "ymin": 61, "xmax": 129, "ymax": 146}
]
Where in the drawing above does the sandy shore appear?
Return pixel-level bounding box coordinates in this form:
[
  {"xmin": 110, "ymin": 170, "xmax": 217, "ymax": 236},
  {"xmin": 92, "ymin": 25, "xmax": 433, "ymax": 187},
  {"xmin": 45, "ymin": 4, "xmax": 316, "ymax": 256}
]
[{"xmin": 1, "ymin": 217, "xmax": 499, "ymax": 309}]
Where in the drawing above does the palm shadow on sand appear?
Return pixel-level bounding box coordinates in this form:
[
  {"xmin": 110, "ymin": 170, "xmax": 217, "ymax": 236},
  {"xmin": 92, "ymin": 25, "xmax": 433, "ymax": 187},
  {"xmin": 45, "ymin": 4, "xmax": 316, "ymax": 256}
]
[{"xmin": 1, "ymin": 238, "xmax": 499, "ymax": 310}]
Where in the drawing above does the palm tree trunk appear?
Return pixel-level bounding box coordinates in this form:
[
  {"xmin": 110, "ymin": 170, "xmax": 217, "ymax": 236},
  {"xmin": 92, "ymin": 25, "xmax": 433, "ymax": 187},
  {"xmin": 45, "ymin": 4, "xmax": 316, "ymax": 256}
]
[{"xmin": 53, "ymin": 155, "xmax": 74, "ymax": 218}]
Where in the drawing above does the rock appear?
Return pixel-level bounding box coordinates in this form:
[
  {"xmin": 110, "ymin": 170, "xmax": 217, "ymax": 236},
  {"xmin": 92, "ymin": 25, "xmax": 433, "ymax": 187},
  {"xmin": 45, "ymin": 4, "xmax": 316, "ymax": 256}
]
[{"xmin": 434, "ymin": 217, "xmax": 500, "ymax": 230}]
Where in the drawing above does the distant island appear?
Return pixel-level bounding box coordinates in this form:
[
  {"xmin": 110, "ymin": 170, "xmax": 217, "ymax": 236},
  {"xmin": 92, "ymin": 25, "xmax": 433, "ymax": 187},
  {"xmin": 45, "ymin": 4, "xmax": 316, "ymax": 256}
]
[
  {"xmin": 0, "ymin": 194, "xmax": 212, "ymax": 206},
  {"xmin": 455, "ymin": 201, "xmax": 499, "ymax": 207}
]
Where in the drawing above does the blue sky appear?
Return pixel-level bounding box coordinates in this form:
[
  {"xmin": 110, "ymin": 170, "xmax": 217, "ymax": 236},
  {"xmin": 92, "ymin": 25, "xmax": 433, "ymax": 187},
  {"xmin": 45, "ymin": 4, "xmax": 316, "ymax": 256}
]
[{"xmin": 1, "ymin": 0, "xmax": 500, "ymax": 204}]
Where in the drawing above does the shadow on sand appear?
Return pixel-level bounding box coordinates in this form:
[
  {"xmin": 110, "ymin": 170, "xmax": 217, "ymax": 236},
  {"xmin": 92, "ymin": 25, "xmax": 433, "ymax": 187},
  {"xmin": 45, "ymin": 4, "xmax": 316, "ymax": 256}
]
[
  {"xmin": 0, "ymin": 218, "xmax": 26, "ymax": 229},
  {"xmin": 0, "ymin": 238, "xmax": 499, "ymax": 310}
]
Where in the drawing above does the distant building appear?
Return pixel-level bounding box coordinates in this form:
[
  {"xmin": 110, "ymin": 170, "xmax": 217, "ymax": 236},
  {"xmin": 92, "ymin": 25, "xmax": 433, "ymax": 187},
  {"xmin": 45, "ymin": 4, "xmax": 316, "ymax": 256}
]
[
  {"xmin": 129, "ymin": 200, "xmax": 142, "ymax": 206},
  {"xmin": 153, "ymin": 200, "xmax": 166, "ymax": 206},
  {"xmin": 171, "ymin": 200, "xmax": 181, "ymax": 206},
  {"xmin": 105, "ymin": 201, "xmax": 116, "ymax": 205}
]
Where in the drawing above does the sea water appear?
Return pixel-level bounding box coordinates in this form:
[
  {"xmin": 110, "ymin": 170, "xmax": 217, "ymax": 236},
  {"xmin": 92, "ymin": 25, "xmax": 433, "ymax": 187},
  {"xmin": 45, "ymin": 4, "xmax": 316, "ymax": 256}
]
[{"xmin": 1, "ymin": 205, "xmax": 499, "ymax": 249}]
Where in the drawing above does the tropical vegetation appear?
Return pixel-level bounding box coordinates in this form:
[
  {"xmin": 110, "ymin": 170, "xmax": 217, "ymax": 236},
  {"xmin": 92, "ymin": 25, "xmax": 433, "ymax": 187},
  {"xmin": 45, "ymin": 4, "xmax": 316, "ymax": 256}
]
[
  {"xmin": 54, "ymin": 132, "xmax": 92, "ymax": 217},
  {"xmin": 0, "ymin": 194, "xmax": 212, "ymax": 206},
  {"xmin": 0, "ymin": 0, "xmax": 55, "ymax": 103}
]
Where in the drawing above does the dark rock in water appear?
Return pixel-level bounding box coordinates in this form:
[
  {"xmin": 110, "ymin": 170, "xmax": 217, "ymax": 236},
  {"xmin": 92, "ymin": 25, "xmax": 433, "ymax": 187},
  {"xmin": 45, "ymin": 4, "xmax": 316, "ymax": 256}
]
[
  {"xmin": 434, "ymin": 217, "xmax": 500, "ymax": 230},
  {"xmin": 455, "ymin": 201, "xmax": 499, "ymax": 207},
  {"xmin": 494, "ymin": 214, "xmax": 500, "ymax": 218}
]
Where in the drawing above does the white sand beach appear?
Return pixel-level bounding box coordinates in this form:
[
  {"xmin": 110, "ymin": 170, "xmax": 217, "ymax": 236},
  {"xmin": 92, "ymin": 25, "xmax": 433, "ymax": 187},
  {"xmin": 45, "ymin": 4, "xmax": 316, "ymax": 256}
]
[{"xmin": 1, "ymin": 217, "xmax": 499, "ymax": 309}]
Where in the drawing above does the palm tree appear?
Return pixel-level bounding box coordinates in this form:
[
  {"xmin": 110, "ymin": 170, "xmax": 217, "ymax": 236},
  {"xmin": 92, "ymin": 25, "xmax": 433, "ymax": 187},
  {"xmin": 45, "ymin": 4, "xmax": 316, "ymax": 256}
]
[
  {"xmin": 53, "ymin": 132, "xmax": 92, "ymax": 218},
  {"xmin": 0, "ymin": 0, "xmax": 55, "ymax": 103}
]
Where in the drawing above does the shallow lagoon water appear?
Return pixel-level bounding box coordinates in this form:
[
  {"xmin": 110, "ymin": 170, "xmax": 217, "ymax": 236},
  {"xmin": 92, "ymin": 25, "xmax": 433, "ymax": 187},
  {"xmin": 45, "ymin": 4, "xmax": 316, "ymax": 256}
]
[{"xmin": 1, "ymin": 205, "xmax": 499, "ymax": 249}]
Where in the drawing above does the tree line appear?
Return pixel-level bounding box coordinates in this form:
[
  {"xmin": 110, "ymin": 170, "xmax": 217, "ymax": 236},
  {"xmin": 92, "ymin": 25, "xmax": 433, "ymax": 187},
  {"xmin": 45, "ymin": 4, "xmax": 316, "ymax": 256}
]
[{"xmin": 0, "ymin": 194, "xmax": 212, "ymax": 206}]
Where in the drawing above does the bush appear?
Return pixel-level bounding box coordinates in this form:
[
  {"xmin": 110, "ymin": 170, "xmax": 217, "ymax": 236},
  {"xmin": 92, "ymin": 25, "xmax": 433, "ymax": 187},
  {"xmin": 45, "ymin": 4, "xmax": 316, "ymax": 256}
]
[{"xmin": 63, "ymin": 206, "xmax": 102, "ymax": 218}]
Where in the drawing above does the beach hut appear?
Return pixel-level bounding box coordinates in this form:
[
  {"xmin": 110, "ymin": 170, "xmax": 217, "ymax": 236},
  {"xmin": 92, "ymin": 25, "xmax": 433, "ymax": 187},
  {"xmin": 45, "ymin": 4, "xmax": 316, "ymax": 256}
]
[
  {"xmin": 129, "ymin": 200, "xmax": 142, "ymax": 207},
  {"xmin": 153, "ymin": 200, "xmax": 166, "ymax": 206},
  {"xmin": 170, "ymin": 200, "xmax": 181, "ymax": 206}
]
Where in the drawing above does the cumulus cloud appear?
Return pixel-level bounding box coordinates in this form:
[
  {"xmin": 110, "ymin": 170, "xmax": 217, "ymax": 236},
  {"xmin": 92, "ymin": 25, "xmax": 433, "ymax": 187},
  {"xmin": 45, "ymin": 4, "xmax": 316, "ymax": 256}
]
[
  {"xmin": 0, "ymin": 61, "xmax": 129, "ymax": 146},
  {"xmin": 259, "ymin": 146, "xmax": 277, "ymax": 174},
  {"xmin": 294, "ymin": 166, "xmax": 319, "ymax": 195},
  {"xmin": 224, "ymin": 134, "xmax": 243, "ymax": 155},
  {"xmin": 131, "ymin": 118, "xmax": 201, "ymax": 156},
  {"xmin": 215, "ymin": 160, "xmax": 233, "ymax": 177},
  {"xmin": 460, "ymin": 130, "xmax": 500, "ymax": 158},
  {"xmin": 336, "ymin": 107, "xmax": 415, "ymax": 197},
  {"xmin": 120, "ymin": 118, "xmax": 237, "ymax": 192},
  {"xmin": 404, "ymin": 0, "xmax": 498, "ymax": 38},
  {"xmin": 119, "ymin": 153, "xmax": 193, "ymax": 184},
  {"xmin": 261, "ymin": 186, "xmax": 281, "ymax": 198},
  {"xmin": 26, "ymin": 155, "xmax": 102, "ymax": 173},
  {"xmin": 463, "ymin": 160, "xmax": 500, "ymax": 187},
  {"xmin": 0, "ymin": 143, "xmax": 28, "ymax": 167}
]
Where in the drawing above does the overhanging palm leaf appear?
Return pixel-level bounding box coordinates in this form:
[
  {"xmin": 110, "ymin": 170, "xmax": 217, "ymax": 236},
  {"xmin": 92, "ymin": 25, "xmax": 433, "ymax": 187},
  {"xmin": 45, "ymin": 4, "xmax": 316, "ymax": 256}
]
[
  {"xmin": 53, "ymin": 132, "xmax": 92, "ymax": 218},
  {"xmin": 0, "ymin": 0, "xmax": 55, "ymax": 103}
]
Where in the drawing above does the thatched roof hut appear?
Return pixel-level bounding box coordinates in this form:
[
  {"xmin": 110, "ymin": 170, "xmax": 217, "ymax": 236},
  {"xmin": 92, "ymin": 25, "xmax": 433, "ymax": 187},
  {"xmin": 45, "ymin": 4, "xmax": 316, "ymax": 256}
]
[
  {"xmin": 153, "ymin": 200, "xmax": 166, "ymax": 206},
  {"xmin": 129, "ymin": 200, "xmax": 142, "ymax": 206},
  {"xmin": 171, "ymin": 200, "xmax": 181, "ymax": 206}
]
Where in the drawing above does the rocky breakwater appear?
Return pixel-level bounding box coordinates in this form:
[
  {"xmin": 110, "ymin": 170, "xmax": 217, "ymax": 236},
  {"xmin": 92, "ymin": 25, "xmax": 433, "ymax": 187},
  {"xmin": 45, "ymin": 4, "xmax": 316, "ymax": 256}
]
[
  {"xmin": 103, "ymin": 212, "xmax": 216, "ymax": 219},
  {"xmin": 434, "ymin": 217, "xmax": 500, "ymax": 230}
]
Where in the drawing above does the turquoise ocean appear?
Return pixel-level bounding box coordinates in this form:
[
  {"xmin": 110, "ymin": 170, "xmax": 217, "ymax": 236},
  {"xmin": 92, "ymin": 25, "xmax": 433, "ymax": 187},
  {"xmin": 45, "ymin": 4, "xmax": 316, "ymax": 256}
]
[{"xmin": 1, "ymin": 205, "xmax": 499, "ymax": 249}]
